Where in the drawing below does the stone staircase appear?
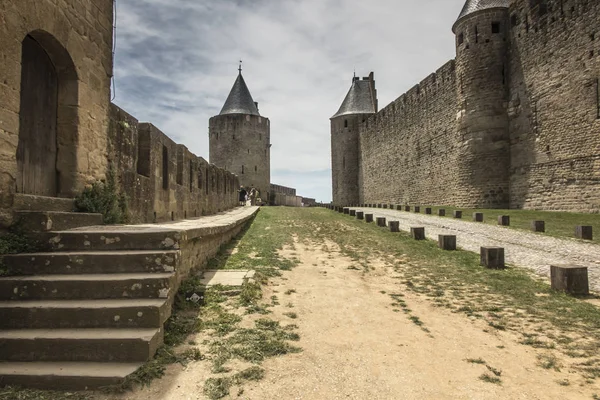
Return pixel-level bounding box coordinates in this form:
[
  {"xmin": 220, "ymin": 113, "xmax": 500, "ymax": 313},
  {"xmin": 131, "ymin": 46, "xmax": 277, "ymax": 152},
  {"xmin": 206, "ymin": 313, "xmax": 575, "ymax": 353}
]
[{"xmin": 0, "ymin": 195, "xmax": 183, "ymax": 390}]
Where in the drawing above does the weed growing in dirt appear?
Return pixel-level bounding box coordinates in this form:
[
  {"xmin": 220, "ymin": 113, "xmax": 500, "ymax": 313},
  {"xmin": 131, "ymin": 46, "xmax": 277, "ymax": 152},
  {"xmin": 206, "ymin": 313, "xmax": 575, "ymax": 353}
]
[
  {"xmin": 466, "ymin": 358, "xmax": 486, "ymax": 364},
  {"xmin": 285, "ymin": 289, "xmax": 297, "ymax": 295},
  {"xmin": 538, "ymin": 354, "xmax": 561, "ymax": 371},
  {"xmin": 283, "ymin": 312, "xmax": 298, "ymax": 319},
  {"xmin": 479, "ymin": 373, "xmax": 502, "ymax": 385},
  {"xmin": 203, "ymin": 366, "xmax": 266, "ymax": 400}
]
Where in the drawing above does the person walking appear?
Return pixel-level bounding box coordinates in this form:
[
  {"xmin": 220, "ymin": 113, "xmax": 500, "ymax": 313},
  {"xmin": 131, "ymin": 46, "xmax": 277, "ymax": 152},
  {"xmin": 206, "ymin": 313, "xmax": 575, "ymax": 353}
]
[
  {"xmin": 249, "ymin": 187, "xmax": 257, "ymax": 206},
  {"xmin": 238, "ymin": 186, "xmax": 247, "ymax": 206}
]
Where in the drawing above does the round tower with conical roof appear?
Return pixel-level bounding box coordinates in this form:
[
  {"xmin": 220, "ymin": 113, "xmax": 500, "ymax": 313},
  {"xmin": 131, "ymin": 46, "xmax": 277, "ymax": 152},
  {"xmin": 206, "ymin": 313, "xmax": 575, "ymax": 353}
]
[
  {"xmin": 209, "ymin": 68, "xmax": 271, "ymax": 203},
  {"xmin": 330, "ymin": 72, "xmax": 377, "ymax": 207},
  {"xmin": 453, "ymin": 0, "xmax": 510, "ymax": 208}
]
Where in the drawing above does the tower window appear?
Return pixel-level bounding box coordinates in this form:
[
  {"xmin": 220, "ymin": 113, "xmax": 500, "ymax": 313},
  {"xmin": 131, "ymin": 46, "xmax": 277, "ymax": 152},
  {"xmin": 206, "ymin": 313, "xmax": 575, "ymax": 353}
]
[
  {"xmin": 242, "ymin": 165, "xmax": 245, "ymax": 174},
  {"xmin": 254, "ymin": 166, "xmax": 257, "ymax": 172},
  {"xmin": 511, "ymin": 14, "xmax": 518, "ymax": 26},
  {"xmin": 458, "ymin": 33, "xmax": 464, "ymax": 45},
  {"xmin": 596, "ymin": 78, "xmax": 600, "ymax": 119},
  {"xmin": 232, "ymin": 134, "xmax": 235, "ymax": 140},
  {"xmin": 162, "ymin": 146, "xmax": 169, "ymax": 190},
  {"xmin": 344, "ymin": 120, "xmax": 348, "ymax": 128},
  {"xmin": 492, "ymin": 22, "xmax": 500, "ymax": 34},
  {"xmin": 248, "ymin": 149, "xmax": 250, "ymax": 154},
  {"xmin": 475, "ymin": 26, "xmax": 479, "ymax": 43}
]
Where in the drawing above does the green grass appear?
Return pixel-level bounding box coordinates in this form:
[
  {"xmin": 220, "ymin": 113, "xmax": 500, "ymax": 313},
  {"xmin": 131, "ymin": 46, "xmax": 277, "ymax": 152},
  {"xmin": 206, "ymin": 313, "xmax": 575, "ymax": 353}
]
[{"xmin": 413, "ymin": 205, "xmax": 599, "ymax": 244}]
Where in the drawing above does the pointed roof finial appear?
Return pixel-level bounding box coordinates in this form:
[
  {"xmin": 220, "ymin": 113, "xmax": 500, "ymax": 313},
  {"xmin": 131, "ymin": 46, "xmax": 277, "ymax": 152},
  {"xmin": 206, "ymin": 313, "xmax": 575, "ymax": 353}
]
[
  {"xmin": 239, "ymin": 60, "xmax": 243, "ymax": 74},
  {"xmin": 219, "ymin": 68, "xmax": 260, "ymax": 116}
]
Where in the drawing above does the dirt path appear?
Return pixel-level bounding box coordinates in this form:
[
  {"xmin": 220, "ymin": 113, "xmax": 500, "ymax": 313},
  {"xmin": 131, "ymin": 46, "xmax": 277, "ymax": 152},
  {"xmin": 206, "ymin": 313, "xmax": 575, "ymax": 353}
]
[
  {"xmin": 236, "ymin": 239, "xmax": 596, "ymax": 399},
  {"xmin": 353, "ymin": 207, "xmax": 600, "ymax": 292}
]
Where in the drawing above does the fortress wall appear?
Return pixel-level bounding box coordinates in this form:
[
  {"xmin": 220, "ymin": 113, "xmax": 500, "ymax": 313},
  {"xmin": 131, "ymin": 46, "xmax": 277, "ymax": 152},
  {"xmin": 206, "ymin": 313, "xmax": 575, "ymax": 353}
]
[
  {"xmin": 507, "ymin": 0, "xmax": 600, "ymax": 212},
  {"xmin": 108, "ymin": 104, "xmax": 239, "ymax": 223},
  {"xmin": 359, "ymin": 60, "xmax": 459, "ymax": 206}
]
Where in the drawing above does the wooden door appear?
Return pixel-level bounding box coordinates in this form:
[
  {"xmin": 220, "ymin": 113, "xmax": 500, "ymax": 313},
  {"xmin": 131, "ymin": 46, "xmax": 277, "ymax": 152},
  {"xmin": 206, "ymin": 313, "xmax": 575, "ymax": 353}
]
[{"xmin": 16, "ymin": 35, "xmax": 58, "ymax": 196}]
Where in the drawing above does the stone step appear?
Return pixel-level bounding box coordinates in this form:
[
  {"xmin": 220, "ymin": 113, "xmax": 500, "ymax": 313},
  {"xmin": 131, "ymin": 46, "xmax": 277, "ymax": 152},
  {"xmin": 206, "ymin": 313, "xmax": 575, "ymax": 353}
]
[
  {"xmin": 0, "ymin": 273, "xmax": 176, "ymax": 300},
  {"xmin": 0, "ymin": 362, "xmax": 143, "ymax": 390},
  {"xmin": 0, "ymin": 328, "xmax": 162, "ymax": 362},
  {"xmin": 1, "ymin": 250, "xmax": 180, "ymax": 275},
  {"xmin": 15, "ymin": 211, "xmax": 103, "ymax": 232},
  {"xmin": 35, "ymin": 229, "xmax": 182, "ymax": 252},
  {"xmin": 13, "ymin": 194, "xmax": 75, "ymax": 212},
  {"xmin": 0, "ymin": 298, "xmax": 172, "ymax": 329}
]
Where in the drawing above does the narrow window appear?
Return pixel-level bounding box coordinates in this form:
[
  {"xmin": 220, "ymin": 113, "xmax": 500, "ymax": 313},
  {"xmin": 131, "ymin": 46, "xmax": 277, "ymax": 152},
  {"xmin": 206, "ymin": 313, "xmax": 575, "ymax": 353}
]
[
  {"xmin": 242, "ymin": 165, "xmax": 245, "ymax": 174},
  {"xmin": 259, "ymin": 133, "xmax": 262, "ymax": 140},
  {"xmin": 475, "ymin": 26, "xmax": 479, "ymax": 43},
  {"xmin": 198, "ymin": 167, "xmax": 202, "ymax": 189},
  {"xmin": 212, "ymin": 175, "xmax": 215, "ymax": 190},
  {"xmin": 502, "ymin": 64, "xmax": 506, "ymax": 85},
  {"xmin": 232, "ymin": 134, "xmax": 235, "ymax": 140},
  {"xmin": 248, "ymin": 149, "xmax": 250, "ymax": 154},
  {"xmin": 344, "ymin": 120, "xmax": 348, "ymax": 128},
  {"xmin": 525, "ymin": 16, "xmax": 529, "ymax": 32},
  {"xmin": 343, "ymin": 156, "xmax": 345, "ymax": 169},
  {"xmin": 176, "ymin": 155, "xmax": 183, "ymax": 185},
  {"xmin": 596, "ymin": 78, "xmax": 600, "ymax": 119},
  {"xmin": 492, "ymin": 22, "xmax": 500, "ymax": 34},
  {"xmin": 189, "ymin": 160, "xmax": 193, "ymax": 191},
  {"xmin": 458, "ymin": 33, "xmax": 464, "ymax": 45},
  {"xmin": 511, "ymin": 14, "xmax": 518, "ymax": 26},
  {"xmin": 254, "ymin": 166, "xmax": 257, "ymax": 172},
  {"xmin": 162, "ymin": 146, "xmax": 169, "ymax": 190},
  {"xmin": 205, "ymin": 170, "xmax": 209, "ymax": 194}
]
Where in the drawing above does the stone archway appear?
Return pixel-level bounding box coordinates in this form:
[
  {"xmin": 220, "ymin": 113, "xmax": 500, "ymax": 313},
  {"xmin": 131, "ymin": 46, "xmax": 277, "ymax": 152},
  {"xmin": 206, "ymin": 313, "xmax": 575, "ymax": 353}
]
[{"xmin": 16, "ymin": 30, "xmax": 78, "ymax": 197}]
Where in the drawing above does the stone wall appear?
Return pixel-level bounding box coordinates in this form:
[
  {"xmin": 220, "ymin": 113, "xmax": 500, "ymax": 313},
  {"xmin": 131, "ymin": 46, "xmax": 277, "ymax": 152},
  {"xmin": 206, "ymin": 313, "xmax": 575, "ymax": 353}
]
[
  {"xmin": 108, "ymin": 105, "xmax": 239, "ymax": 223},
  {"xmin": 359, "ymin": 61, "xmax": 460, "ymax": 207},
  {"xmin": 209, "ymin": 114, "xmax": 271, "ymax": 201},
  {"xmin": 351, "ymin": 0, "xmax": 600, "ymax": 212},
  {"xmin": 0, "ymin": 0, "xmax": 114, "ymax": 226}
]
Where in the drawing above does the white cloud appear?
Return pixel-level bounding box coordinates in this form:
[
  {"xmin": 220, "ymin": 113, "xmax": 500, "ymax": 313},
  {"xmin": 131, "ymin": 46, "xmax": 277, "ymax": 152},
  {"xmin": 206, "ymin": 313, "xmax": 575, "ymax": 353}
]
[{"xmin": 113, "ymin": 0, "xmax": 466, "ymax": 202}]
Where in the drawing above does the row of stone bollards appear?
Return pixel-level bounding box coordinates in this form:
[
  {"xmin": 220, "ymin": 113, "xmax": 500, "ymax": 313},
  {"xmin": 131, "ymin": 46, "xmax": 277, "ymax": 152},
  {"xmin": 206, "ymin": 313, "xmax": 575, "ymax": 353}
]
[{"xmin": 327, "ymin": 205, "xmax": 590, "ymax": 296}]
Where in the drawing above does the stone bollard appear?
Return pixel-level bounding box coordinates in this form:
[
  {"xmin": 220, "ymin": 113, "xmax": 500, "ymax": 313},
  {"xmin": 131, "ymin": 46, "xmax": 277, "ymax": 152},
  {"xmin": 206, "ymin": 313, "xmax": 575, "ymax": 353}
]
[
  {"xmin": 376, "ymin": 217, "xmax": 387, "ymax": 227},
  {"xmin": 473, "ymin": 212, "xmax": 484, "ymax": 222},
  {"xmin": 389, "ymin": 221, "xmax": 400, "ymax": 232},
  {"xmin": 531, "ymin": 221, "xmax": 545, "ymax": 232},
  {"xmin": 389, "ymin": 204, "xmax": 394, "ymax": 210},
  {"xmin": 575, "ymin": 226, "xmax": 593, "ymax": 240},
  {"xmin": 343, "ymin": 207, "xmax": 350, "ymax": 215},
  {"xmin": 410, "ymin": 227, "xmax": 426, "ymax": 240},
  {"xmin": 498, "ymin": 215, "xmax": 510, "ymax": 226},
  {"xmin": 550, "ymin": 264, "xmax": 589, "ymax": 295},
  {"xmin": 454, "ymin": 210, "xmax": 462, "ymax": 219},
  {"xmin": 405, "ymin": 206, "xmax": 411, "ymax": 212},
  {"xmin": 356, "ymin": 211, "xmax": 364, "ymax": 220},
  {"xmin": 383, "ymin": 204, "xmax": 388, "ymax": 209},
  {"xmin": 350, "ymin": 210, "xmax": 356, "ymax": 217},
  {"xmin": 338, "ymin": 207, "xmax": 344, "ymax": 213},
  {"xmin": 365, "ymin": 214, "xmax": 374, "ymax": 223},
  {"xmin": 438, "ymin": 235, "xmax": 457, "ymax": 251},
  {"xmin": 396, "ymin": 205, "xmax": 402, "ymax": 211},
  {"xmin": 438, "ymin": 209, "xmax": 446, "ymax": 217},
  {"xmin": 425, "ymin": 208, "xmax": 432, "ymax": 215},
  {"xmin": 480, "ymin": 247, "xmax": 505, "ymax": 269},
  {"xmin": 414, "ymin": 206, "xmax": 421, "ymax": 213}
]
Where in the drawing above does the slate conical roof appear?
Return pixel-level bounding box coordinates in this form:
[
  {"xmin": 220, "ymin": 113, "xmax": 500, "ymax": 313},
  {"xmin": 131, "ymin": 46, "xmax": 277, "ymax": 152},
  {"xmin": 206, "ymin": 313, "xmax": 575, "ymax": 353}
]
[
  {"xmin": 219, "ymin": 72, "xmax": 260, "ymax": 116},
  {"xmin": 331, "ymin": 78, "xmax": 377, "ymax": 119},
  {"xmin": 453, "ymin": 0, "xmax": 510, "ymax": 31}
]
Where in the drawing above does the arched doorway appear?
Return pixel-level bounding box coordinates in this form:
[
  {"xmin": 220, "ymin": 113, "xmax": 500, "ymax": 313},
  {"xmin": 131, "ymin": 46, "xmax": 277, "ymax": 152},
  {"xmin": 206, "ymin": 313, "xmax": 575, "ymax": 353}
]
[{"xmin": 16, "ymin": 31, "xmax": 78, "ymax": 197}]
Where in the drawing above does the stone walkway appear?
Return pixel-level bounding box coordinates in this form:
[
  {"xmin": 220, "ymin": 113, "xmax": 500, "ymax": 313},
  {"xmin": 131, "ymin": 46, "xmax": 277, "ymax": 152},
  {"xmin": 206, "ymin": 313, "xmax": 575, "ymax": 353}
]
[{"xmin": 353, "ymin": 207, "xmax": 600, "ymax": 292}]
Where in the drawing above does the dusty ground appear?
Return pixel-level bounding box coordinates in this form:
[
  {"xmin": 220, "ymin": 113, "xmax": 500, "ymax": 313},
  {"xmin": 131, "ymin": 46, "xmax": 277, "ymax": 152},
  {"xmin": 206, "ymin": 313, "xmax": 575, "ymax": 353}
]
[{"xmin": 101, "ymin": 236, "xmax": 599, "ymax": 400}]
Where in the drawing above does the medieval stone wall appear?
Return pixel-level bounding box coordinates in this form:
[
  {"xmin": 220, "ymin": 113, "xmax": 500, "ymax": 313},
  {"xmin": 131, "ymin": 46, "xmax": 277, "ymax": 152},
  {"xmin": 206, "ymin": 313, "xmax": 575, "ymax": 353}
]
[
  {"xmin": 352, "ymin": 0, "xmax": 600, "ymax": 212},
  {"xmin": 0, "ymin": 0, "xmax": 114, "ymax": 226},
  {"xmin": 209, "ymin": 114, "xmax": 271, "ymax": 201},
  {"xmin": 359, "ymin": 61, "xmax": 460, "ymax": 206},
  {"xmin": 108, "ymin": 104, "xmax": 239, "ymax": 223}
]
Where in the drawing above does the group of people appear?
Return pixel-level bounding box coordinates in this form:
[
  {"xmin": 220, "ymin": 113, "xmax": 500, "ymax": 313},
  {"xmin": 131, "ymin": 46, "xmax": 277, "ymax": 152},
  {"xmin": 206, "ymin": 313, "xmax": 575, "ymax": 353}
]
[{"xmin": 238, "ymin": 186, "xmax": 260, "ymax": 206}]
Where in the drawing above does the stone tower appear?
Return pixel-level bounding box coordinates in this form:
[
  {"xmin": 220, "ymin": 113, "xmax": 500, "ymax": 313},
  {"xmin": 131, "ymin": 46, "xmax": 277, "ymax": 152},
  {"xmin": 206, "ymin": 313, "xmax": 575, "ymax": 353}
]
[
  {"xmin": 330, "ymin": 73, "xmax": 377, "ymax": 206},
  {"xmin": 209, "ymin": 68, "xmax": 271, "ymax": 201},
  {"xmin": 453, "ymin": 0, "xmax": 510, "ymax": 208}
]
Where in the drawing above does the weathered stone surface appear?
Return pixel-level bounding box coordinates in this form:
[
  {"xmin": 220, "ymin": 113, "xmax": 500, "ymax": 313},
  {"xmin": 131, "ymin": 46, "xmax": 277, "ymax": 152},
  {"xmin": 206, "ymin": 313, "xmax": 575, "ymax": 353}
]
[
  {"xmin": 498, "ymin": 215, "xmax": 510, "ymax": 226},
  {"xmin": 389, "ymin": 221, "xmax": 400, "ymax": 232},
  {"xmin": 410, "ymin": 227, "xmax": 425, "ymax": 240},
  {"xmin": 438, "ymin": 235, "xmax": 456, "ymax": 251},
  {"xmin": 531, "ymin": 221, "xmax": 545, "ymax": 233},
  {"xmin": 376, "ymin": 217, "xmax": 386, "ymax": 227},
  {"xmin": 14, "ymin": 211, "xmax": 102, "ymax": 232},
  {"xmin": 480, "ymin": 247, "xmax": 505, "ymax": 269},
  {"xmin": 550, "ymin": 264, "xmax": 589, "ymax": 296},
  {"xmin": 473, "ymin": 212, "xmax": 483, "ymax": 222},
  {"xmin": 575, "ymin": 226, "xmax": 593, "ymax": 241}
]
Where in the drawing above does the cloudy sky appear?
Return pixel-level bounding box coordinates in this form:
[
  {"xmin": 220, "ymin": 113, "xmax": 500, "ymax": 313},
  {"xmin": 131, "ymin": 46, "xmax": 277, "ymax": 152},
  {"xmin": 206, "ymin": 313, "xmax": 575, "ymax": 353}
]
[{"xmin": 113, "ymin": 0, "xmax": 466, "ymax": 202}]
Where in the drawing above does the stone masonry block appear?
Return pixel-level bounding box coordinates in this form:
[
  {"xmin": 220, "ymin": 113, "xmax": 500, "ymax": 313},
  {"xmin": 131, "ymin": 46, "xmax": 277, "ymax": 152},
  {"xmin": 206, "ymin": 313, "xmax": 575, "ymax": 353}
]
[
  {"xmin": 480, "ymin": 247, "xmax": 505, "ymax": 269},
  {"xmin": 338, "ymin": 207, "xmax": 344, "ymax": 213},
  {"xmin": 550, "ymin": 264, "xmax": 589, "ymax": 295},
  {"xmin": 438, "ymin": 209, "xmax": 446, "ymax": 217},
  {"xmin": 454, "ymin": 210, "xmax": 462, "ymax": 219},
  {"xmin": 498, "ymin": 215, "xmax": 510, "ymax": 226},
  {"xmin": 349, "ymin": 210, "xmax": 356, "ymax": 217},
  {"xmin": 405, "ymin": 206, "xmax": 411, "ymax": 212},
  {"xmin": 389, "ymin": 204, "xmax": 394, "ymax": 210},
  {"xmin": 376, "ymin": 217, "xmax": 386, "ymax": 227},
  {"xmin": 343, "ymin": 207, "xmax": 349, "ymax": 214},
  {"xmin": 575, "ymin": 226, "xmax": 593, "ymax": 240},
  {"xmin": 356, "ymin": 211, "xmax": 364, "ymax": 220},
  {"xmin": 383, "ymin": 204, "xmax": 388, "ymax": 209},
  {"xmin": 396, "ymin": 205, "xmax": 402, "ymax": 211},
  {"xmin": 410, "ymin": 227, "xmax": 425, "ymax": 240},
  {"xmin": 473, "ymin": 212, "xmax": 483, "ymax": 222},
  {"xmin": 377, "ymin": 204, "xmax": 382, "ymax": 208},
  {"xmin": 438, "ymin": 235, "xmax": 456, "ymax": 250},
  {"xmin": 531, "ymin": 221, "xmax": 545, "ymax": 232},
  {"xmin": 425, "ymin": 208, "xmax": 432, "ymax": 215},
  {"xmin": 414, "ymin": 206, "xmax": 420, "ymax": 213},
  {"xmin": 365, "ymin": 213, "xmax": 374, "ymax": 223},
  {"xmin": 389, "ymin": 221, "xmax": 400, "ymax": 232}
]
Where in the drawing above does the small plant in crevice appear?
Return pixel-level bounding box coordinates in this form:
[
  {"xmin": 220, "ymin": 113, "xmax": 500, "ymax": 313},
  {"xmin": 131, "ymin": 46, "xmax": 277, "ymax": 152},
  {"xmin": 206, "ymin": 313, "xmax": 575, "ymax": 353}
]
[{"xmin": 74, "ymin": 164, "xmax": 129, "ymax": 224}]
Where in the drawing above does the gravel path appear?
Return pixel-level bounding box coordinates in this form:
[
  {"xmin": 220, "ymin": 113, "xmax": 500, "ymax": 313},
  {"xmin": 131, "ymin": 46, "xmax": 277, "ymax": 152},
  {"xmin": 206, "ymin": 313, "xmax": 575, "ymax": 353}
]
[{"xmin": 353, "ymin": 207, "xmax": 600, "ymax": 292}]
